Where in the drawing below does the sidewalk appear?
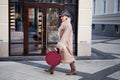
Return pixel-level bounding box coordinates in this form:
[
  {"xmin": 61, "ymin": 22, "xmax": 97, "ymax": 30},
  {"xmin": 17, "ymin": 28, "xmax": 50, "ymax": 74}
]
[{"xmin": 0, "ymin": 35, "xmax": 120, "ymax": 80}]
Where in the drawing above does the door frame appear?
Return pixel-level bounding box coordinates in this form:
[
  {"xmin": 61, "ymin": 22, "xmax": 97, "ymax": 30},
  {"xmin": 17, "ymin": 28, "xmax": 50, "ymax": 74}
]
[{"xmin": 23, "ymin": 2, "xmax": 64, "ymax": 56}]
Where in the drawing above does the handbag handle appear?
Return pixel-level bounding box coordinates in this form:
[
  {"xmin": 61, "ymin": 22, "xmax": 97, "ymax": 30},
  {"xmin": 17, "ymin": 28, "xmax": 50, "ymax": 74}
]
[{"xmin": 48, "ymin": 47, "xmax": 60, "ymax": 54}]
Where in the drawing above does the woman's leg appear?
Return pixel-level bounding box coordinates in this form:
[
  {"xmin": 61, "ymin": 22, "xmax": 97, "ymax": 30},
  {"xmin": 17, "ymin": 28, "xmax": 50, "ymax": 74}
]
[
  {"xmin": 66, "ymin": 61, "xmax": 77, "ymax": 75},
  {"xmin": 44, "ymin": 66, "xmax": 56, "ymax": 74}
]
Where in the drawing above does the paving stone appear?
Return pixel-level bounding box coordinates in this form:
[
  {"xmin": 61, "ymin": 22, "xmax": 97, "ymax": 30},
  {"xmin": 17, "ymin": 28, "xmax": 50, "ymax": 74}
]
[{"xmin": 0, "ymin": 35, "xmax": 120, "ymax": 80}]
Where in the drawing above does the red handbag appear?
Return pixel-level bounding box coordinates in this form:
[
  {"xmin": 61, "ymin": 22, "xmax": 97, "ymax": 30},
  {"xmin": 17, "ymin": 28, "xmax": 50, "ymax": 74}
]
[{"xmin": 45, "ymin": 51, "xmax": 61, "ymax": 66}]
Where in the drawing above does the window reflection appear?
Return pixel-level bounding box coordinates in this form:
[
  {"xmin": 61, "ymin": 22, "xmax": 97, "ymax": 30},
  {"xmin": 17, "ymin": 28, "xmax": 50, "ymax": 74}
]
[
  {"xmin": 51, "ymin": 0, "xmax": 59, "ymax": 3},
  {"xmin": 28, "ymin": 8, "xmax": 43, "ymax": 54},
  {"xmin": 114, "ymin": 25, "xmax": 119, "ymax": 33},
  {"xmin": 10, "ymin": 0, "xmax": 19, "ymax": 2},
  {"xmin": 101, "ymin": 24, "xmax": 106, "ymax": 32},
  {"xmin": 118, "ymin": 0, "xmax": 120, "ymax": 12},
  {"xmin": 46, "ymin": 8, "xmax": 59, "ymax": 42},
  {"xmin": 10, "ymin": 2, "xmax": 24, "ymax": 43},
  {"xmin": 47, "ymin": 8, "xmax": 59, "ymax": 30},
  {"xmin": 64, "ymin": 0, "xmax": 72, "ymax": 4},
  {"xmin": 10, "ymin": 0, "xmax": 76, "ymax": 4},
  {"xmin": 28, "ymin": 8, "xmax": 43, "ymax": 41},
  {"xmin": 9, "ymin": 0, "xmax": 78, "ymax": 55}
]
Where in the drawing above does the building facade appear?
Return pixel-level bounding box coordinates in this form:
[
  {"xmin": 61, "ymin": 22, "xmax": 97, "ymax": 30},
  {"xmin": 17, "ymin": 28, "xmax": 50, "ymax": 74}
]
[
  {"xmin": 0, "ymin": 0, "xmax": 92, "ymax": 57},
  {"xmin": 92, "ymin": 0, "xmax": 120, "ymax": 37}
]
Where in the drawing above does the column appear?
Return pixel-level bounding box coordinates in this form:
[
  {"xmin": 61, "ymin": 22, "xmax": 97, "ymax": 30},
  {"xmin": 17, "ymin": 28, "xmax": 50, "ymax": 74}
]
[
  {"xmin": 77, "ymin": 0, "xmax": 92, "ymax": 56},
  {"xmin": 0, "ymin": 0, "xmax": 9, "ymax": 57}
]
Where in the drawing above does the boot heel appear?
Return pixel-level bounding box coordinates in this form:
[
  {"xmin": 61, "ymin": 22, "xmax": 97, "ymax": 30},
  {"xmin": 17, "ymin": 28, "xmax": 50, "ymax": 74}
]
[
  {"xmin": 50, "ymin": 71, "xmax": 54, "ymax": 74},
  {"xmin": 44, "ymin": 69, "xmax": 54, "ymax": 74},
  {"xmin": 66, "ymin": 71, "xmax": 77, "ymax": 75}
]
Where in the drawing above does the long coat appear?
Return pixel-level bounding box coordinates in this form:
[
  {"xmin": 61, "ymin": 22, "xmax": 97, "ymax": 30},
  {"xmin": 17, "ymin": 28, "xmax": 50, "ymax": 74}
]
[{"xmin": 57, "ymin": 18, "xmax": 75, "ymax": 63}]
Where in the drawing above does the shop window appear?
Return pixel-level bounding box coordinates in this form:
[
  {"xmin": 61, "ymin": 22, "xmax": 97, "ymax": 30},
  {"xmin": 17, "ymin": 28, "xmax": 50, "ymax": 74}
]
[
  {"xmin": 9, "ymin": 1, "xmax": 23, "ymax": 32},
  {"xmin": 114, "ymin": 25, "xmax": 119, "ymax": 33},
  {"xmin": 64, "ymin": 0, "xmax": 72, "ymax": 4},
  {"xmin": 46, "ymin": 8, "xmax": 60, "ymax": 42},
  {"xmin": 24, "ymin": 0, "xmax": 55, "ymax": 3},
  {"xmin": 92, "ymin": 24, "xmax": 95, "ymax": 30},
  {"xmin": 18, "ymin": 0, "xmax": 77, "ymax": 4},
  {"xmin": 93, "ymin": 0, "xmax": 96, "ymax": 14},
  {"xmin": 10, "ymin": 0, "xmax": 19, "ymax": 2},
  {"xmin": 101, "ymin": 24, "xmax": 105, "ymax": 32},
  {"xmin": 118, "ymin": 0, "xmax": 120, "ymax": 12},
  {"xmin": 101, "ymin": 0, "xmax": 106, "ymax": 14},
  {"xmin": 9, "ymin": 0, "xmax": 78, "ymax": 56},
  {"xmin": 103, "ymin": 0, "xmax": 106, "ymax": 13}
]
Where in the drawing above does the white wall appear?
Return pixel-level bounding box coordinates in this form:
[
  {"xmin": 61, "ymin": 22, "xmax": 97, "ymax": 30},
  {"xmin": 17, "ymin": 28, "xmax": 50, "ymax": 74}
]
[
  {"xmin": 0, "ymin": 0, "xmax": 9, "ymax": 57},
  {"xmin": 95, "ymin": 0, "xmax": 117, "ymax": 15},
  {"xmin": 106, "ymin": 0, "xmax": 114, "ymax": 14},
  {"xmin": 95, "ymin": 0, "xmax": 102, "ymax": 15},
  {"xmin": 77, "ymin": 0, "xmax": 92, "ymax": 56}
]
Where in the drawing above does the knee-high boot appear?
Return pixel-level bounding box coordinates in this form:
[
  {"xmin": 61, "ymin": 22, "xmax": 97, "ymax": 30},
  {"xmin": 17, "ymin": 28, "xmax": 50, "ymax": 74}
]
[
  {"xmin": 66, "ymin": 61, "xmax": 77, "ymax": 75},
  {"xmin": 44, "ymin": 66, "xmax": 55, "ymax": 74}
]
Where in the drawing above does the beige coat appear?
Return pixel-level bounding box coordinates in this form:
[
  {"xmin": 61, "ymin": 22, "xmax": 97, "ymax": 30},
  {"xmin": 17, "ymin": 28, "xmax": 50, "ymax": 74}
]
[{"xmin": 57, "ymin": 18, "xmax": 75, "ymax": 63}]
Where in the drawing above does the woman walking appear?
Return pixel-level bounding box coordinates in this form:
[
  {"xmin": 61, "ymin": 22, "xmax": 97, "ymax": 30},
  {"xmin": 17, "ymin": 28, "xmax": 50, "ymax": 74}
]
[{"xmin": 45, "ymin": 10, "xmax": 77, "ymax": 75}]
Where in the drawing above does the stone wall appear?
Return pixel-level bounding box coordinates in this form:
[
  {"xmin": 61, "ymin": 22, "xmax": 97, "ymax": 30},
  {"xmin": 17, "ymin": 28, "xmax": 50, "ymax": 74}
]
[
  {"xmin": 0, "ymin": 0, "xmax": 9, "ymax": 57},
  {"xmin": 77, "ymin": 0, "xmax": 92, "ymax": 56}
]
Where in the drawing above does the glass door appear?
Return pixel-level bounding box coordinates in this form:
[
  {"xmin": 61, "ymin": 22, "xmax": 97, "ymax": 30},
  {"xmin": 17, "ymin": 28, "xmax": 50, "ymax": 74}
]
[
  {"xmin": 23, "ymin": 3, "xmax": 44, "ymax": 55},
  {"xmin": 23, "ymin": 2, "xmax": 63, "ymax": 55},
  {"xmin": 9, "ymin": 2, "xmax": 24, "ymax": 56},
  {"xmin": 46, "ymin": 8, "xmax": 60, "ymax": 52},
  {"xmin": 9, "ymin": 0, "xmax": 78, "ymax": 56},
  {"xmin": 27, "ymin": 8, "xmax": 43, "ymax": 55}
]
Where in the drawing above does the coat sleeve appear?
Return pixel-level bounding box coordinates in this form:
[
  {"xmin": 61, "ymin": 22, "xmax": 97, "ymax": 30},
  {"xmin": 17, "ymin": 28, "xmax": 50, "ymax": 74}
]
[
  {"xmin": 60, "ymin": 24, "xmax": 72, "ymax": 43},
  {"xmin": 57, "ymin": 23, "xmax": 72, "ymax": 51}
]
